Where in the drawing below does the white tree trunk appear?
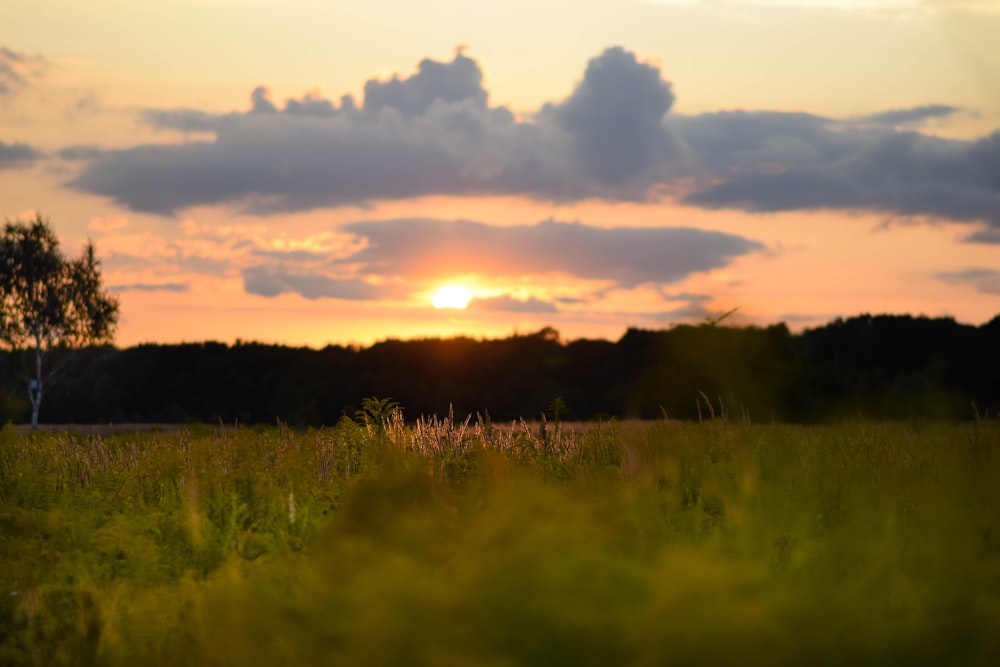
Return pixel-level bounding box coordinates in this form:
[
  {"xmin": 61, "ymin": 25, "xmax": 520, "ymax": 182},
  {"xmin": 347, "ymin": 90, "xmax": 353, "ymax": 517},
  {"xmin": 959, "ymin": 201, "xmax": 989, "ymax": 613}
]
[{"xmin": 28, "ymin": 343, "xmax": 43, "ymax": 429}]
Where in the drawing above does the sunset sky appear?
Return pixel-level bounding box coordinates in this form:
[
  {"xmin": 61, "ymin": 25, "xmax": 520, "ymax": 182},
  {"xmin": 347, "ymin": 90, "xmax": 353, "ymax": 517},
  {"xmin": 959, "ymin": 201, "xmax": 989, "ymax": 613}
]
[{"xmin": 2, "ymin": 0, "xmax": 999, "ymax": 348}]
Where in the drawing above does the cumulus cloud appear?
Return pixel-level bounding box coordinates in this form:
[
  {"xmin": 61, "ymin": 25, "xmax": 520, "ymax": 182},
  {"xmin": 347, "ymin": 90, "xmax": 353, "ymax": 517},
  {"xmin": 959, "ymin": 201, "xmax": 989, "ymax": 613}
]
[
  {"xmin": 363, "ymin": 49, "xmax": 487, "ymax": 117},
  {"xmin": 338, "ymin": 218, "xmax": 762, "ymax": 287},
  {"xmin": 0, "ymin": 141, "xmax": 40, "ymax": 169},
  {"xmin": 0, "ymin": 46, "xmax": 44, "ymax": 96},
  {"xmin": 937, "ymin": 268, "xmax": 1000, "ymax": 294},
  {"xmin": 67, "ymin": 47, "xmax": 662, "ymax": 213},
  {"xmin": 554, "ymin": 46, "xmax": 676, "ymax": 187},
  {"xmin": 65, "ymin": 47, "xmax": 1000, "ymax": 236}
]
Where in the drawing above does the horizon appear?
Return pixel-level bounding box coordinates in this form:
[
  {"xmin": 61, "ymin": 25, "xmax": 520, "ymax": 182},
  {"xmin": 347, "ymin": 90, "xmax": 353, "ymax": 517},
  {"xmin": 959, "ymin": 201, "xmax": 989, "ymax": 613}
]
[
  {"xmin": 73, "ymin": 310, "xmax": 999, "ymax": 352},
  {"xmin": 2, "ymin": 0, "xmax": 999, "ymax": 348}
]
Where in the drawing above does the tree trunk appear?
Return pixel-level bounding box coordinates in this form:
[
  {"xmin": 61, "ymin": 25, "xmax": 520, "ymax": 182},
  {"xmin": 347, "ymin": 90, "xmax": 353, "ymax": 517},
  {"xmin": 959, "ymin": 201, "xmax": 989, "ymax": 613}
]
[{"xmin": 28, "ymin": 344, "xmax": 43, "ymax": 429}]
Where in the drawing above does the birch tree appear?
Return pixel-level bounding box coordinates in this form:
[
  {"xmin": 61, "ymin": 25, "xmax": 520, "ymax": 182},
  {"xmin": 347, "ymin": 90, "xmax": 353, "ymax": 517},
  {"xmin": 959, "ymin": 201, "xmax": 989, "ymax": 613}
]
[{"xmin": 0, "ymin": 213, "xmax": 119, "ymax": 428}]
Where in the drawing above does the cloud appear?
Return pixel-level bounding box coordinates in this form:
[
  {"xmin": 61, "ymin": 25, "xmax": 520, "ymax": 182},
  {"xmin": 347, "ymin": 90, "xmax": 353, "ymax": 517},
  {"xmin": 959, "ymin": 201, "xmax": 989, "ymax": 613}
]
[
  {"xmin": 72, "ymin": 110, "xmax": 472, "ymax": 213},
  {"xmin": 67, "ymin": 47, "xmax": 664, "ymax": 213},
  {"xmin": 59, "ymin": 145, "xmax": 104, "ymax": 161},
  {"xmin": 241, "ymin": 264, "xmax": 402, "ymax": 300},
  {"xmin": 468, "ymin": 295, "xmax": 559, "ymax": 313},
  {"xmin": 362, "ymin": 49, "xmax": 488, "ymax": 118},
  {"xmin": 111, "ymin": 282, "xmax": 189, "ymax": 293},
  {"xmin": 284, "ymin": 89, "xmax": 343, "ymax": 117},
  {"xmin": 937, "ymin": 268, "xmax": 1000, "ymax": 294},
  {"xmin": 678, "ymin": 116, "xmax": 1000, "ymax": 231},
  {"xmin": 554, "ymin": 46, "xmax": 676, "ymax": 187},
  {"xmin": 102, "ymin": 236, "xmax": 237, "ymax": 276},
  {"xmin": 235, "ymin": 217, "xmax": 761, "ymax": 302},
  {"xmin": 141, "ymin": 108, "xmax": 230, "ymax": 134},
  {"xmin": 859, "ymin": 104, "xmax": 961, "ymax": 127},
  {"xmin": 339, "ymin": 218, "xmax": 763, "ymax": 288},
  {"xmin": 963, "ymin": 227, "xmax": 1000, "ymax": 244},
  {"xmin": 65, "ymin": 48, "xmax": 1000, "ymax": 235},
  {"xmin": 0, "ymin": 141, "xmax": 40, "ymax": 169},
  {"xmin": 0, "ymin": 46, "xmax": 44, "ymax": 96}
]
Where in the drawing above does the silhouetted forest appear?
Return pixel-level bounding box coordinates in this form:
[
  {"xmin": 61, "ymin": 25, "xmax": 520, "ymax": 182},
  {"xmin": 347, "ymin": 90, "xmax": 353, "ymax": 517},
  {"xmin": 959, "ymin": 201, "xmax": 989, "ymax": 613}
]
[{"xmin": 1, "ymin": 313, "xmax": 998, "ymax": 426}]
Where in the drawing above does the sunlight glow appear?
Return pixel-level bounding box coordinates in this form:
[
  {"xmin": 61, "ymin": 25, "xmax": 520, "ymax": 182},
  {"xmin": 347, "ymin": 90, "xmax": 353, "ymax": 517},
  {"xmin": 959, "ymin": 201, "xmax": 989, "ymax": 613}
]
[{"xmin": 432, "ymin": 285, "xmax": 472, "ymax": 309}]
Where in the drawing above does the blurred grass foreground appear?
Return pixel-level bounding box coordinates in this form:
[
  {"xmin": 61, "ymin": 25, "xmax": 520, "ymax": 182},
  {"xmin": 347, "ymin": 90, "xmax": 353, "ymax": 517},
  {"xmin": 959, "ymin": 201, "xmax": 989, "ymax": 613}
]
[{"xmin": 1, "ymin": 411, "xmax": 999, "ymax": 666}]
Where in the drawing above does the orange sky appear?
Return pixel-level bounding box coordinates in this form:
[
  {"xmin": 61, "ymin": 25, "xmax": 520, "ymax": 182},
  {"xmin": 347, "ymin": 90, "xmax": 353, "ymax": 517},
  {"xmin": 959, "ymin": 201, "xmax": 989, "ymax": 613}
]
[{"xmin": 1, "ymin": 1, "xmax": 998, "ymax": 348}]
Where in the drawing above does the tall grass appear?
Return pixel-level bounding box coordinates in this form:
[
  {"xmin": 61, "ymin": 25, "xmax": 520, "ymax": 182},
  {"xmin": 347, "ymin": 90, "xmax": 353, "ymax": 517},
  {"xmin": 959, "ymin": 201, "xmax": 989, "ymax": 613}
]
[{"xmin": 1, "ymin": 413, "xmax": 998, "ymax": 665}]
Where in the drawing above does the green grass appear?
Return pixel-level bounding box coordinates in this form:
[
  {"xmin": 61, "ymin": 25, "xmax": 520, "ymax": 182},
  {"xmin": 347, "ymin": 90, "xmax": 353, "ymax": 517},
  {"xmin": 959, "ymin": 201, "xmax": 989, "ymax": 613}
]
[{"xmin": 1, "ymin": 413, "xmax": 998, "ymax": 665}]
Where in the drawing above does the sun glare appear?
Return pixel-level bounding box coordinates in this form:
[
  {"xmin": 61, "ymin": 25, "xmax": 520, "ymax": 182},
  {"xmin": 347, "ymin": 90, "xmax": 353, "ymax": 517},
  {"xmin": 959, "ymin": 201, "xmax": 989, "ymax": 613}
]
[{"xmin": 432, "ymin": 284, "xmax": 472, "ymax": 309}]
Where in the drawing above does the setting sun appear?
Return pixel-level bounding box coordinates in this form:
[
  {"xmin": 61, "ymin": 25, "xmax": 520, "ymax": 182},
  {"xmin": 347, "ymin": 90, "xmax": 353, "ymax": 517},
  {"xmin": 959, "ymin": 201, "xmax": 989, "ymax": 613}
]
[{"xmin": 432, "ymin": 285, "xmax": 473, "ymax": 310}]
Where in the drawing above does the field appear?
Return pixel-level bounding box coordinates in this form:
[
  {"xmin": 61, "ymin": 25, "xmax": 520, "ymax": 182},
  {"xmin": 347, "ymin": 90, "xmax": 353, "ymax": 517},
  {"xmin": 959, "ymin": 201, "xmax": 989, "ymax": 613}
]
[{"xmin": 1, "ymin": 409, "xmax": 999, "ymax": 666}]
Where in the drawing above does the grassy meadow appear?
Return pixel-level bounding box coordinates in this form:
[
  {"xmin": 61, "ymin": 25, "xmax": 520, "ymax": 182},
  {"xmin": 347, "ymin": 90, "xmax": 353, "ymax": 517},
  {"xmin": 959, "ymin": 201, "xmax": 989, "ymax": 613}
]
[{"xmin": 1, "ymin": 407, "xmax": 999, "ymax": 665}]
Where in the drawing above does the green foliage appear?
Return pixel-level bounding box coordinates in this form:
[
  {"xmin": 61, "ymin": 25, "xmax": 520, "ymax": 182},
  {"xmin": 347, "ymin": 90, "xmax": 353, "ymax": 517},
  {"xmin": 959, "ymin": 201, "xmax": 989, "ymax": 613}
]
[
  {"xmin": 1, "ymin": 417, "xmax": 999, "ymax": 665},
  {"xmin": 354, "ymin": 396, "xmax": 401, "ymax": 433},
  {"xmin": 0, "ymin": 213, "xmax": 119, "ymax": 426},
  {"xmin": 7, "ymin": 314, "xmax": 999, "ymax": 426}
]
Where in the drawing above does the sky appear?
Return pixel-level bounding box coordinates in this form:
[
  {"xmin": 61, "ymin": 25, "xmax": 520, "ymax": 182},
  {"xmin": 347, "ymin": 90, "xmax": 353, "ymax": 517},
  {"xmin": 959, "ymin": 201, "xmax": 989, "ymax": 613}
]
[{"xmin": 1, "ymin": 0, "xmax": 999, "ymax": 348}]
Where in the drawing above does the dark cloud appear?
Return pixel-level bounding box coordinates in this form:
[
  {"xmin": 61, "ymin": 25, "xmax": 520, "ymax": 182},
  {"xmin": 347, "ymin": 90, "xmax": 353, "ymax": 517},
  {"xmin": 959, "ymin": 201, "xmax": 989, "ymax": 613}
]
[
  {"xmin": 250, "ymin": 86, "xmax": 278, "ymax": 114},
  {"xmin": 554, "ymin": 46, "xmax": 676, "ymax": 187},
  {"xmin": 67, "ymin": 48, "xmax": 659, "ymax": 213},
  {"xmin": 72, "ymin": 111, "xmax": 468, "ymax": 213},
  {"xmin": 284, "ymin": 90, "xmax": 339, "ymax": 117},
  {"xmin": 468, "ymin": 295, "xmax": 559, "ymax": 313},
  {"xmin": 0, "ymin": 46, "xmax": 44, "ymax": 95},
  {"xmin": 363, "ymin": 50, "xmax": 487, "ymax": 117},
  {"xmin": 339, "ymin": 218, "xmax": 763, "ymax": 287},
  {"xmin": 235, "ymin": 217, "xmax": 761, "ymax": 302},
  {"xmin": 242, "ymin": 265, "xmax": 403, "ymax": 301},
  {"xmin": 141, "ymin": 86, "xmax": 360, "ymax": 140},
  {"xmin": 59, "ymin": 145, "xmax": 105, "ymax": 160},
  {"xmin": 141, "ymin": 108, "xmax": 229, "ymax": 134},
  {"xmin": 964, "ymin": 227, "xmax": 1000, "ymax": 243},
  {"xmin": 684, "ymin": 168, "xmax": 862, "ymax": 212},
  {"xmin": 111, "ymin": 282, "xmax": 189, "ymax": 293},
  {"xmin": 937, "ymin": 268, "xmax": 1000, "ymax": 294},
  {"xmin": 64, "ymin": 47, "xmax": 1000, "ymax": 234},
  {"xmin": 670, "ymin": 110, "xmax": 852, "ymax": 172},
  {"xmin": 859, "ymin": 105, "xmax": 961, "ymax": 127},
  {"xmin": 0, "ymin": 141, "xmax": 40, "ymax": 169},
  {"xmin": 679, "ymin": 117, "xmax": 1000, "ymax": 232}
]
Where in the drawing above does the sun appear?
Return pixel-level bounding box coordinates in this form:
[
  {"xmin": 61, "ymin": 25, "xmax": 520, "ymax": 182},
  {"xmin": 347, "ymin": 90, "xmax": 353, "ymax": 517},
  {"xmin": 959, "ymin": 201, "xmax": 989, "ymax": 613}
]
[{"xmin": 432, "ymin": 284, "xmax": 472, "ymax": 309}]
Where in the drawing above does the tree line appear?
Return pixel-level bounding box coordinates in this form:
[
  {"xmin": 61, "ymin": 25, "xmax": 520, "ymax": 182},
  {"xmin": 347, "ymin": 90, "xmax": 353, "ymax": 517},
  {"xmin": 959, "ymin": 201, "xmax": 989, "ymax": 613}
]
[{"xmin": 1, "ymin": 314, "xmax": 997, "ymax": 426}]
